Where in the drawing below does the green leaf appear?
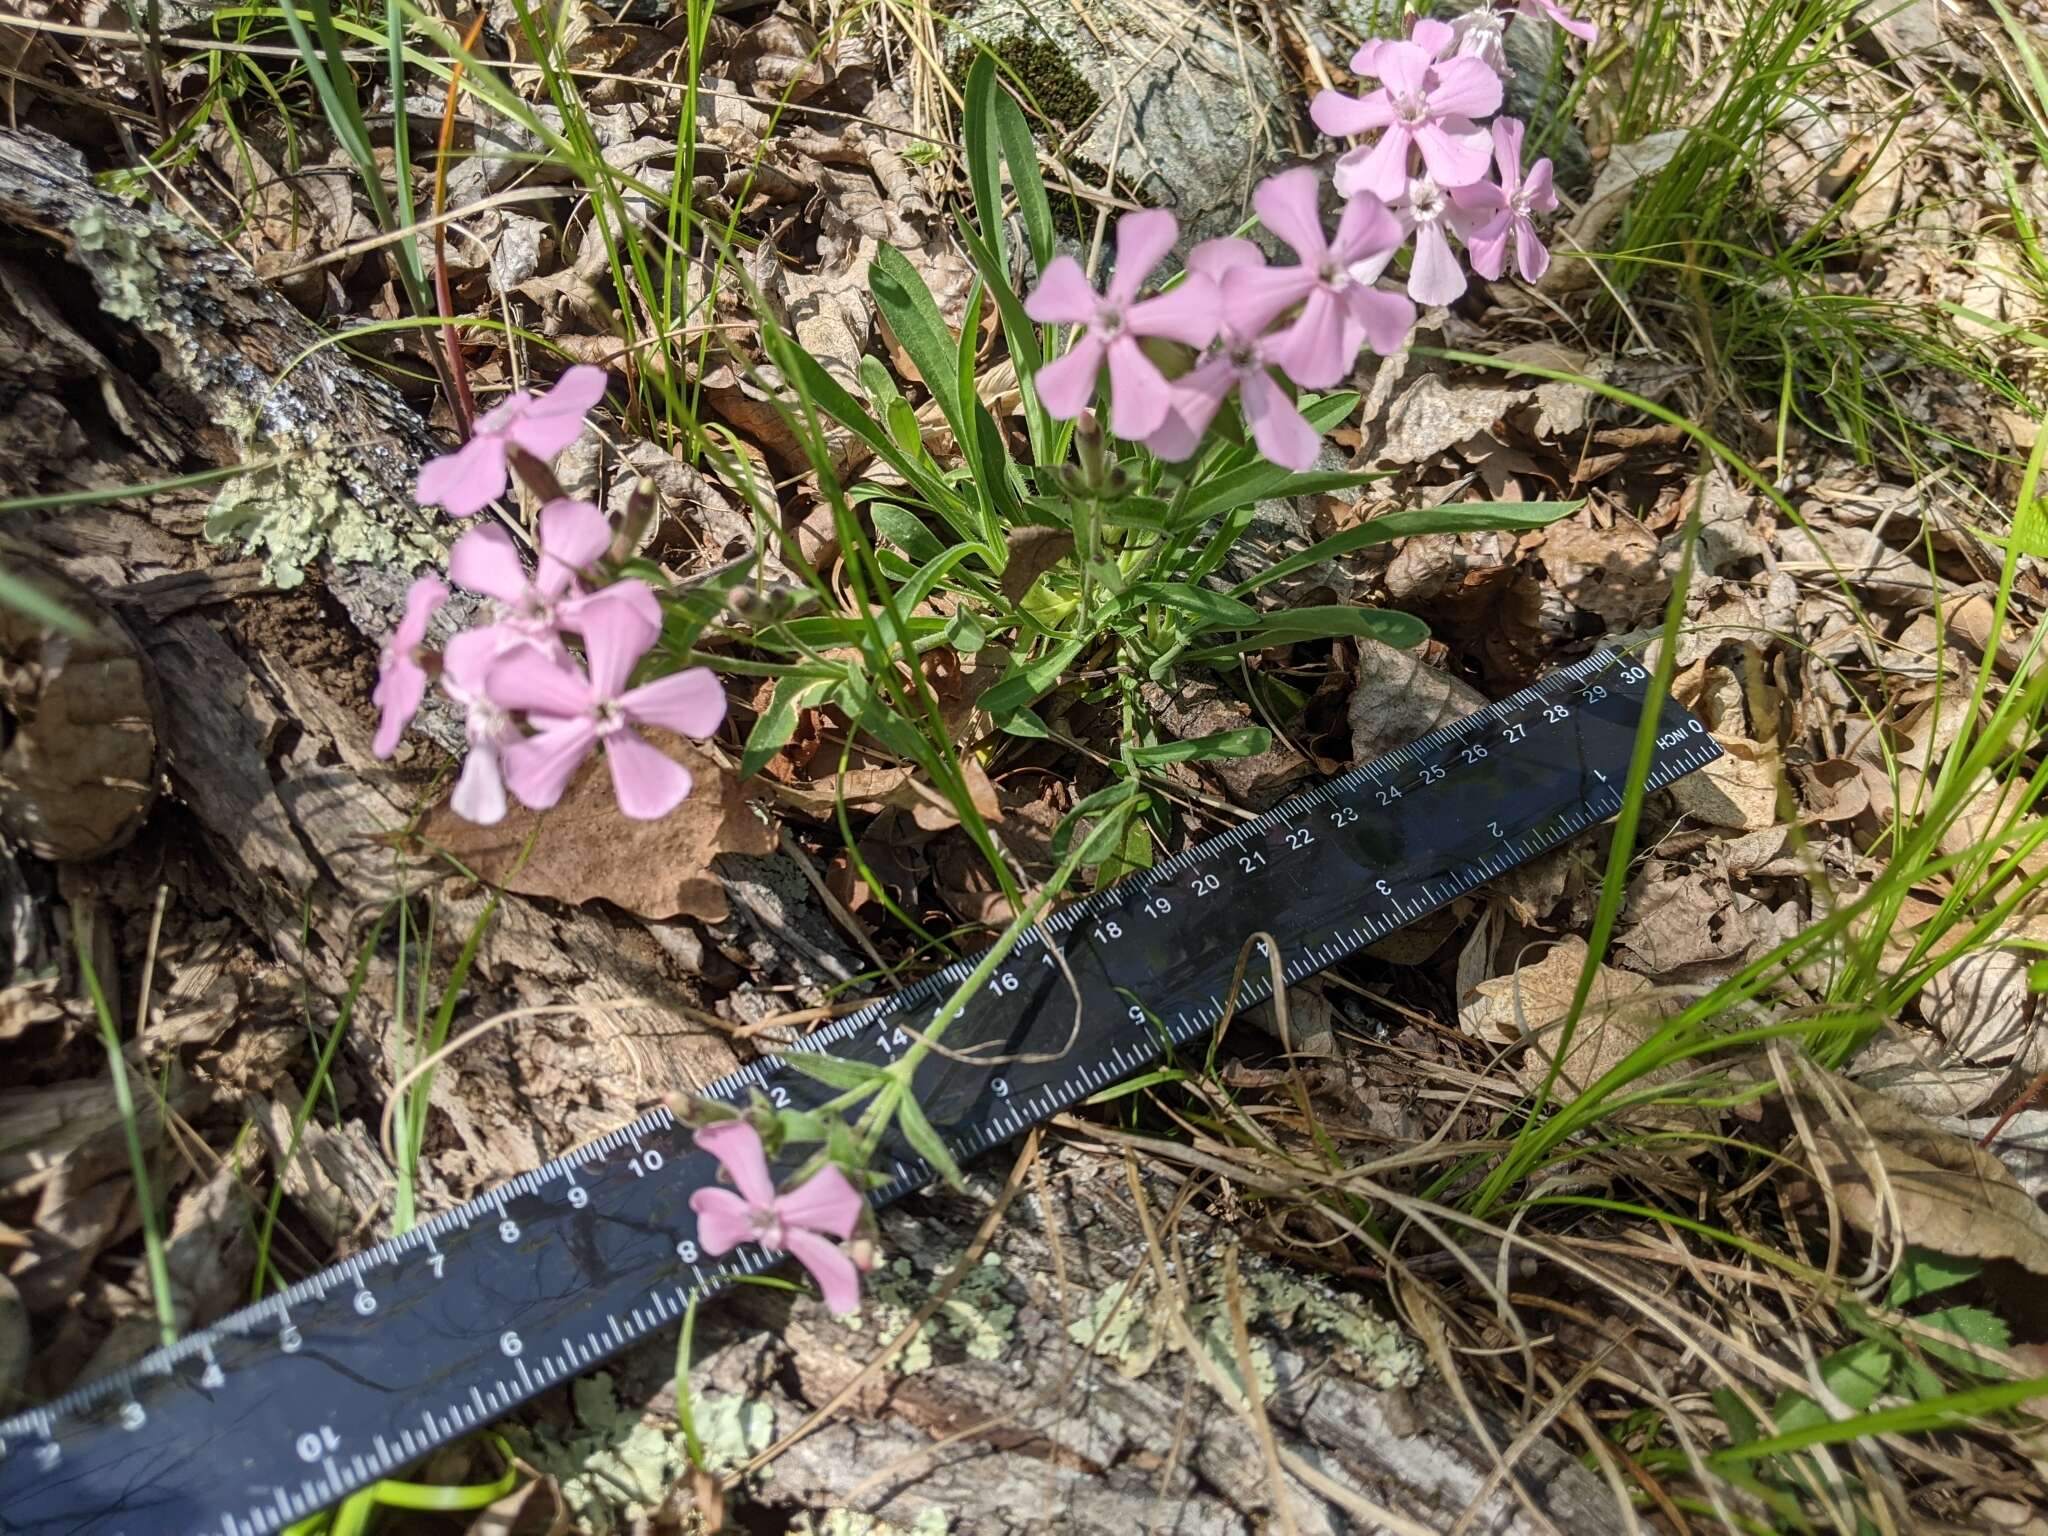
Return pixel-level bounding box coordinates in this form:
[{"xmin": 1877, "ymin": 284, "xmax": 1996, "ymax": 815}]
[
  {"xmin": 0, "ymin": 567, "xmax": 92, "ymax": 638},
  {"xmin": 1218, "ymin": 605, "xmax": 1430, "ymax": 649},
  {"xmin": 1887, "ymin": 1248, "xmax": 1982, "ymax": 1308},
  {"xmin": 1175, "ymin": 464, "xmax": 1383, "ymax": 532},
  {"xmin": 981, "ymin": 633, "xmax": 1089, "ymax": 714},
  {"xmin": 1772, "ymin": 1339, "xmax": 1894, "ymax": 1435},
  {"xmin": 1230, "ymin": 501, "xmax": 1581, "ymax": 596},
  {"xmin": 1918, "ymin": 1303, "xmax": 2011, "ymax": 1371},
  {"xmin": 1124, "ymin": 580, "xmax": 1261, "ymax": 629},
  {"xmin": 945, "ymin": 608, "xmax": 988, "ymax": 652},
  {"xmin": 775, "ymin": 1050, "xmax": 889, "ymax": 1092},
  {"xmin": 899, "ymin": 542, "xmax": 991, "ymax": 611},
  {"xmin": 1050, "ymin": 777, "xmax": 1141, "ymax": 860},
  {"xmin": 894, "ymin": 1091, "xmax": 966, "ymax": 1190},
  {"xmin": 964, "ymin": 52, "xmax": 1054, "ymax": 277},
  {"xmin": 1710, "ymin": 1387, "xmax": 1759, "ymax": 1447},
  {"xmin": 954, "ymin": 213, "xmax": 1052, "ymax": 463},
  {"xmin": 1131, "ymin": 726, "xmax": 1272, "ymax": 765},
  {"xmin": 857, "ymin": 354, "xmax": 901, "ymax": 410},
  {"xmin": 740, "ymin": 673, "xmax": 836, "ymax": 780},
  {"xmin": 871, "ymin": 243, "xmax": 967, "ymax": 444},
  {"xmin": 998, "ymin": 708, "xmax": 1050, "ymax": 739},
  {"xmin": 873, "ymin": 502, "xmax": 946, "ymax": 563}
]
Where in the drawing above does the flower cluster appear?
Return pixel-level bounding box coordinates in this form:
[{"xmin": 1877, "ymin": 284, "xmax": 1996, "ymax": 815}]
[
  {"xmin": 690, "ymin": 1119, "xmax": 871, "ymax": 1314},
  {"xmin": 373, "ymin": 365, "xmax": 728, "ymax": 823},
  {"xmin": 1026, "ymin": 2, "xmax": 1584, "ymax": 471}
]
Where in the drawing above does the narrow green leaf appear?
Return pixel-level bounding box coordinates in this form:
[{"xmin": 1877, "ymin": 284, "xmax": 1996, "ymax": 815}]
[
  {"xmin": 1176, "ymin": 464, "xmax": 1382, "ymax": 531},
  {"xmin": 1125, "ymin": 580, "xmax": 1261, "ymax": 628},
  {"xmin": 999, "ymin": 708, "xmax": 1050, "ymax": 739},
  {"xmin": 894, "ymin": 1092, "xmax": 966, "ymax": 1190},
  {"xmin": 1230, "ymin": 501, "xmax": 1581, "ymax": 596},
  {"xmin": 0, "ymin": 567, "xmax": 92, "ymax": 638},
  {"xmin": 871, "ymin": 243, "xmax": 967, "ymax": 443},
  {"xmin": 981, "ymin": 633, "xmax": 1088, "ymax": 714},
  {"xmin": 1232, "ymin": 605, "xmax": 1430, "ymax": 648},
  {"xmin": 873, "ymin": 503, "xmax": 946, "ymax": 563},
  {"xmin": 780, "ymin": 346, "xmax": 977, "ymax": 542},
  {"xmin": 1132, "ymin": 726, "xmax": 1272, "ymax": 766},
  {"xmin": 775, "ymin": 1050, "xmax": 889, "ymax": 1091}
]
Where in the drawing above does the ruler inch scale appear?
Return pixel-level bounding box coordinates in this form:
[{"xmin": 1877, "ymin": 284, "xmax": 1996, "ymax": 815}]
[{"xmin": 0, "ymin": 648, "xmax": 1720, "ymax": 1536}]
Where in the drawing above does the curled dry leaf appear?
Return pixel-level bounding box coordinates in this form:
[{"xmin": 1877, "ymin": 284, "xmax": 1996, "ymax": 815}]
[
  {"xmin": 1000, "ymin": 526, "xmax": 1077, "ymax": 605},
  {"xmin": 0, "ymin": 556, "xmax": 158, "ymax": 861},
  {"xmin": 1668, "ymin": 737, "xmax": 1782, "ymax": 831},
  {"xmin": 1793, "ymin": 1076, "xmax": 2048, "ymax": 1278},
  {"xmin": 1348, "ymin": 640, "xmax": 1486, "ymax": 764},
  {"xmin": 421, "ymin": 742, "xmax": 775, "ymax": 923}
]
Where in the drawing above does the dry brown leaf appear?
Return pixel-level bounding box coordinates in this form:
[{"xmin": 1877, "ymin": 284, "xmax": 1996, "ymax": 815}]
[
  {"xmin": 1919, "ymin": 917, "xmax": 2048, "ymax": 1071},
  {"xmin": 1797, "ymin": 1076, "xmax": 2048, "ymax": 1277},
  {"xmin": 422, "ymin": 742, "xmax": 773, "ymax": 922},
  {"xmin": 1347, "ymin": 639, "xmax": 1486, "ymax": 763},
  {"xmin": 1669, "ymin": 738, "xmax": 1782, "ymax": 831},
  {"xmin": 1000, "ymin": 526, "xmax": 1076, "ymax": 605}
]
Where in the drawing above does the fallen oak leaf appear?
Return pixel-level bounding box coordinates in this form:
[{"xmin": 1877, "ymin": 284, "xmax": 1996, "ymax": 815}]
[{"xmin": 420, "ymin": 740, "xmax": 774, "ymax": 923}]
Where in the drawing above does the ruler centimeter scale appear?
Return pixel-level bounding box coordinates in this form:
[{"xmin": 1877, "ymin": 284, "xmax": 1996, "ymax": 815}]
[{"xmin": 0, "ymin": 648, "xmax": 1720, "ymax": 1535}]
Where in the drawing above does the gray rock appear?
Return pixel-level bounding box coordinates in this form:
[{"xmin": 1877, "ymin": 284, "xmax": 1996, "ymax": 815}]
[{"xmin": 946, "ymin": 0, "xmax": 1290, "ymax": 247}]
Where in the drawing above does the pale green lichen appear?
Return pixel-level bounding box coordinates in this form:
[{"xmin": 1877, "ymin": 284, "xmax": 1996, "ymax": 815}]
[
  {"xmin": 791, "ymin": 1510, "xmax": 951, "ymax": 1536},
  {"xmin": 516, "ymin": 1372, "xmax": 771, "ymax": 1534},
  {"xmin": 204, "ymin": 439, "xmax": 428, "ymax": 589},
  {"xmin": 68, "ymin": 206, "xmax": 165, "ymax": 324},
  {"xmin": 1068, "ymin": 1255, "xmax": 1424, "ymax": 1407},
  {"xmin": 65, "ymin": 203, "xmax": 440, "ymax": 589},
  {"xmin": 842, "ymin": 1251, "xmax": 1016, "ymax": 1371}
]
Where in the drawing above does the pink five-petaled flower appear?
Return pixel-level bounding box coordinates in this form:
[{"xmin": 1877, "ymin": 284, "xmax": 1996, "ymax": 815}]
[
  {"xmin": 416, "ymin": 365, "xmax": 610, "ymax": 518},
  {"xmin": 1220, "ymin": 168, "xmax": 1418, "ymax": 390},
  {"xmin": 689, "ymin": 1121, "xmax": 866, "ymax": 1314},
  {"xmin": 439, "ymin": 625, "xmax": 531, "ymax": 825},
  {"xmin": 372, "ymin": 576, "xmax": 448, "ymax": 758},
  {"xmin": 1144, "ymin": 239, "xmax": 1326, "ymax": 472},
  {"xmin": 448, "ymin": 497, "xmax": 658, "ymax": 642},
  {"xmin": 1450, "ymin": 117, "xmax": 1559, "ymax": 283},
  {"xmin": 1311, "ymin": 19, "xmax": 1504, "ymax": 201},
  {"xmin": 485, "ymin": 598, "xmax": 725, "ymax": 820},
  {"xmin": 1023, "ymin": 209, "xmax": 1221, "ymax": 441},
  {"xmin": 1394, "ymin": 173, "xmax": 1487, "ymax": 307}
]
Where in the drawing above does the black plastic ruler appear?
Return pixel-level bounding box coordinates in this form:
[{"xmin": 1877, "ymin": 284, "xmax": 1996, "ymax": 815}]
[{"xmin": 0, "ymin": 648, "xmax": 1719, "ymax": 1535}]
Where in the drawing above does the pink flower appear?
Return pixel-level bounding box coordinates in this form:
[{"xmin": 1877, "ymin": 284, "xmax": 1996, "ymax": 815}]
[
  {"xmin": 487, "ymin": 598, "xmax": 726, "ymax": 820},
  {"xmin": 416, "ymin": 365, "xmax": 609, "ymax": 518},
  {"xmin": 1311, "ymin": 19, "xmax": 1503, "ymax": 201},
  {"xmin": 1144, "ymin": 239, "xmax": 1325, "ymax": 472},
  {"xmin": 1450, "ymin": 117, "xmax": 1559, "ymax": 283},
  {"xmin": 1219, "ymin": 168, "xmax": 1418, "ymax": 389},
  {"xmin": 372, "ymin": 576, "xmax": 447, "ymax": 758},
  {"xmin": 1393, "ymin": 174, "xmax": 1488, "ymax": 307},
  {"xmin": 448, "ymin": 498, "xmax": 656, "ymax": 640},
  {"xmin": 1518, "ymin": 0, "xmax": 1596, "ymax": 42},
  {"xmin": 689, "ymin": 1120, "xmax": 866, "ymax": 1314},
  {"xmin": 1024, "ymin": 209, "xmax": 1222, "ymax": 441},
  {"xmin": 438, "ymin": 625, "xmax": 533, "ymax": 824}
]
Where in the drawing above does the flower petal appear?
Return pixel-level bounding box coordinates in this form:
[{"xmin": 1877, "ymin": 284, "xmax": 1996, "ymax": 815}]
[
  {"xmin": 502, "ymin": 720, "xmax": 599, "ymax": 810},
  {"xmin": 560, "ymin": 578, "xmax": 661, "ymax": 638},
  {"xmin": 689, "ymin": 1186, "xmax": 757, "ymax": 1256},
  {"xmin": 1374, "ymin": 39, "xmax": 1431, "ymax": 97},
  {"xmin": 502, "ymin": 365, "xmax": 608, "ymax": 459},
  {"xmin": 621, "ymin": 666, "xmax": 728, "ymax": 738},
  {"xmin": 1033, "ymin": 334, "xmax": 1105, "ymax": 420},
  {"xmin": 450, "ymin": 744, "xmax": 508, "ymax": 824},
  {"xmin": 1412, "ymin": 117, "xmax": 1494, "ymax": 189},
  {"xmin": 536, "ymin": 498, "xmax": 612, "ymax": 596},
  {"xmin": 605, "ymin": 728, "xmax": 693, "ymax": 820},
  {"xmin": 1331, "ymin": 192, "xmax": 1405, "ymax": 273},
  {"xmin": 1407, "ymin": 221, "xmax": 1468, "ymax": 307},
  {"xmin": 485, "ymin": 648, "xmax": 591, "ymax": 718},
  {"xmin": 578, "ymin": 590, "xmax": 659, "ymax": 701},
  {"xmin": 1270, "ymin": 288, "xmax": 1359, "ymax": 390},
  {"xmin": 1104, "ymin": 336, "xmax": 1172, "ymax": 441},
  {"xmin": 1023, "ymin": 255, "xmax": 1099, "ymax": 325},
  {"xmin": 1409, "ymin": 17, "xmax": 1456, "ymax": 60},
  {"xmin": 696, "ymin": 1120, "xmax": 778, "ymax": 1207},
  {"xmin": 783, "ymin": 1228, "xmax": 863, "ymax": 1314},
  {"xmin": 1186, "ymin": 237, "xmax": 1266, "ymax": 283},
  {"xmin": 1252, "ymin": 166, "xmax": 1330, "ymax": 263},
  {"xmin": 1512, "ymin": 216, "xmax": 1551, "ymax": 282},
  {"xmin": 448, "ymin": 524, "xmax": 532, "ymax": 605},
  {"xmin": 443, "ymin": 623, "xmax": 524, "ymax": 698},
  {"xmin": 1462, "ymin": 219, "xmax": 1510, "ymax": 281},
  {"xmin": 416, "ymin": 436, "xmax": 509, "ymax": 518},
  {"xmin": 1148, "ymin": 359, "xmax": 1237, "ymax": 461},
  {"xmin": 1239, "ymin": 369, "xmax": 1321, "ymax": 471},
  {"xmin": 1310, "ymin": 87, "xmax": 1395, "ymax": 139},
  {"xmin": 1219, "ymin": 261, "xmax": 1318, "ymax": 340},
  {"xmin": 1425, "ymin": 56, "xmax": 1504, "ymax": 123},
  {"xmin": 1334, "ymin": 128, "xmax": 1416, "ymax": 202},
  {"xmin": 1519, "ymin": 0, "xmax": 1597, "ymax": 41},
  {"xmin": 372, "ymin": 658, "xmax": 427, "ymax": 759},
  {"xmin": 1522, "ymin": 156, "xmax": 1557, "ymax": 212},
  {"xmin": 397, "ymin": 576, "xmax": 449, "ymax": 650},
  {"xmin": 1107, "ymin": 208, "xmax": 1178, "ymax": 307},
  {"xmin": 1489, "ymin": 115, "xmax": 1526, "ymax": 189},
  {"xmin": 1344, "ymin": 285, "xmax": 1419, "ymax": 355},
  {"xmin": 1128, "ymin": 276, "xmax": 1221, "ymax": 348},
  {"xmin": 773, "ymin": 1163, "xmax": 864, "ymax": 1240}
]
